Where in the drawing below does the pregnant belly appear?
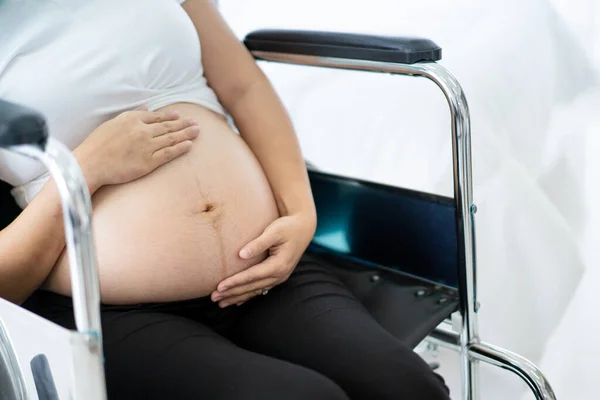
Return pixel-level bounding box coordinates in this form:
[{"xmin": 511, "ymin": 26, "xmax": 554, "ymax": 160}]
[{"xmin": 43, "ymin": 103, "xmax": 279, "ymax": 304}]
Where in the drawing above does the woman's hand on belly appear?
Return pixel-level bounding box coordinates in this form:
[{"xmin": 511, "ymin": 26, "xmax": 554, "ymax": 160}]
[
  {"xmin": 211, "ymin": 211, "xmax": 317, "ymax": 308},
  {"xmin": 74, "ymin": 107, "xmax": 200, "ymax": 191}
]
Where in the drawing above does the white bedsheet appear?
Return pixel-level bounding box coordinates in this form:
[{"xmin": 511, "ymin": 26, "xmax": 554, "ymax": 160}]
[
  {"xmin": 530, "ymin": 86, "xmax": 600, "ymax": 400},
  {"xmin": 221, "ymin": 0, "xmax": 599, "ymax": 398}
]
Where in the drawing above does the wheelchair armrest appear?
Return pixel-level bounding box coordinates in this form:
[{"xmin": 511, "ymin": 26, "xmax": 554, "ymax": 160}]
[
  {"xmin": 244, "ymin": 29, "xmax": 441, "ymax": 64},
  {"xmin": 0, "ymin": 100, "xmax": 48, "ymax": 148}
]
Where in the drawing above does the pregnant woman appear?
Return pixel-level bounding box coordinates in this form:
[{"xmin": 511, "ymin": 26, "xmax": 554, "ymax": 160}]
[{"xmin": 0, "ymin": 1, "xmax": 450, "ymax": 399}]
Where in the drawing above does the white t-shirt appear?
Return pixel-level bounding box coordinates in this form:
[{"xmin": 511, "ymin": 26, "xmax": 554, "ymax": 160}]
[{"xmin": 0, "ymin": 0, "xmax": 224, "ymax": 208}]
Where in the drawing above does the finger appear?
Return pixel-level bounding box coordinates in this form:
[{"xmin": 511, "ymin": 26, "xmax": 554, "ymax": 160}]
[
  {"xmin": 152, "ymin": 119, "xmax": 198, "ymax": 138},
  {"xmin": 238, "ymin": 223, "xmax": 283, "ymax": 260},
  {"xmin": 138, "ymin": 110, "xmax": 180, "ymax": 124},
  {"xmin": 153, "ymin": 126, "xmax": 200, "ymax": 149},
  {"xmin": 219, "ymin": 289, "xmax": 264, "ymax": 308},
  {"xmin": 151, "ymin": 140, "xmax": 193, "ymax": 167},
  {"xmin": 217, "ymin": 257, "xmax": 279, "ymax": 292},
  {"xmin": 212, "ymin": 277, "xmax": 276, "ymax": 302},
  {"xmin": 135, "ymin": 105, "xmax": 149, "ymax": 111}
]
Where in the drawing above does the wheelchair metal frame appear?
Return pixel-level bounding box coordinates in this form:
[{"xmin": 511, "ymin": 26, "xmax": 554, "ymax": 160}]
[
  {"xmin": 3, "ymin": 139, "xmax": 107, "ymax": 399},
  {"xmin": 249, "ymin": 51, "xmax": 556, "ymax": 400},
  {"xmin": 0, "ymin": 316, "xmax": 28, "ymax": 399}
]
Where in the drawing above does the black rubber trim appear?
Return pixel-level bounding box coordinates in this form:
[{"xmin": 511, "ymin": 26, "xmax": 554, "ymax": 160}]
[
  {"xmin": 244, "ymin": 29, "xmax": 441, "ymax": 64},
  {"xmin": 31, "ymin": 354, "xmax": 59, "ymax": 400},
  {"xmin": 0, "ymin": 99, "xmax": 48, "ymax": 148}
]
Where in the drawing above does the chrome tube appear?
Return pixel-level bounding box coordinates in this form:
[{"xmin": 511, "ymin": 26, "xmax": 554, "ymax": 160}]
[
  {"xmin": 428, "ymin": 327, "xmax": 460, "ymax": 352},
  {"xmin": 251, "ymin": 51, "xmax": 480, "ymax": 399},
  {"xmin": 469, "ymin": 342, "xmax": 557, "ymax": 400},
  {"xmin": 0, "ymin": 319, "xmax": 28, "ymax": 400},
  {"xmin": 11, "ymin": 139, "xmax": 102, "ymax": 340},
  {"xmin": 9, "ymin": 138, "xmax": 106, "ymax": 399},
  {"xmin": 426, "ymin": 328, "xmax": 556, "ymax": 400}
]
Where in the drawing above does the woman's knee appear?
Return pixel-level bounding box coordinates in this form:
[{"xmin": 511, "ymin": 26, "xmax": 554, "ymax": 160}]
[
  {"xmin": 337, "ymin": 348, "xmax": 451, "ymax": 400},
  {"xmin": 347, "ymin": 367, "xmax": 450, "ymax": 400},
  {"xmin": 106, "ymin": 347, "xmax": 349, "ymax": 400},
  {"xmin": 395, "ymin": 371, "xmax": 451, "ymax": 400},
  {"xmin": 268, "ymin": 364, "xmax": 349, "ymax": 400}
]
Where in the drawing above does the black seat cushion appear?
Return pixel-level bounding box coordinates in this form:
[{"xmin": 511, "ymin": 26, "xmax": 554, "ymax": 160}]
[{"xmin": 311, "ymin": 250, "xmax": 458, "ymax": 348}]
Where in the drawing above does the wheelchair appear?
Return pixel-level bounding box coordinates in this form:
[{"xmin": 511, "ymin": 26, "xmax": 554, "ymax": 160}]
[{"xmin": 0, "ymin": 30, "xmax": 556, "ymax": 400}]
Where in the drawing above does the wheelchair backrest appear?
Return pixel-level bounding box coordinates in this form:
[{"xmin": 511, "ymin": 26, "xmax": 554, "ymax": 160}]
[
  {"xmin": 0, "ymin": 179, "xmax": 20, "ymax": 231},
  {"xmin": 308, "ymin": 171, "xmax": 459, "ymax": 288}
]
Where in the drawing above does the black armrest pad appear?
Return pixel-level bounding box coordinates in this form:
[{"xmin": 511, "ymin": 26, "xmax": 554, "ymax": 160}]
[
  {"xmin": 244, "ymin": 30, "xmax": 441, "ymax": 64},
  {"xmin": 0, "ymin": 100, "xmax": 47, "ymax": 148}
]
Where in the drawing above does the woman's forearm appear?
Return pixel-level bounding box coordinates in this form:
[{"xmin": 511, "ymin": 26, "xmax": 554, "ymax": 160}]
[
  {"xmin": 228, "ymin": 77, "xmax": 316, "ymax": 220},
  {"xmin": 0, "ymin": 159, "xmax": 101, "ymax": 304}
]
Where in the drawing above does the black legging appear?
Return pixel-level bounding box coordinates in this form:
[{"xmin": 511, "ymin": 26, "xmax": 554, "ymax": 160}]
[{"xmin": 24, "ymin": 254, "xmax": 450, "ymax": 400}]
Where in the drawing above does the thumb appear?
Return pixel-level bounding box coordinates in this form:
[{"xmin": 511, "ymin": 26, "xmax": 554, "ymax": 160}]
[{"xmin": 239, "ymin": 224, "xmax": 280, "ymax": 259}]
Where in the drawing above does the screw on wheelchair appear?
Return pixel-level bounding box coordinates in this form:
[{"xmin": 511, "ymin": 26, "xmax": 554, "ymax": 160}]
[{"xmin": 0, "ymin": 29, "xmax": 556, "ymax": 400}]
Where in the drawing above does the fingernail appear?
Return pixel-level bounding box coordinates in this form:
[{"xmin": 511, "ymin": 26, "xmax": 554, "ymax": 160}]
[
  {"xmin": 219, "ymin": 302, "xmax": 228, "ymax": 308},
  {"xmin": 213, "ymin": 295, "xmax": 223, "ymax": 302},
  {"xmin": 171, "ymin": 111, "xmax": 180, "ymax": 118},
  {"xmin": 240, "ymin": 248, "xmax": 252, "ymax": 259},
  {"xmin": 192, "ymin": 126, "xmax": 200, "ymax": 134},
  {"xmin": 218, "ymin": 286, "xmax": 228, "ymax": 293},
  {"xmin": 188, "ymin": 119, "xmax": 198, "ymax": 126}
]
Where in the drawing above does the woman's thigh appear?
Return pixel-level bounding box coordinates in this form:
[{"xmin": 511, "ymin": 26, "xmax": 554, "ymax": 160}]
[
  {"xmin": 233, "ymin": 254, "xmax": 451, "ymax": 400},
  {"xmin": 98, "ymin": 311, "xmax": 348, "ymax": 400},
  {"xmin": 24, "ymin": 292, "xmax": 348, "ymax": 400}
]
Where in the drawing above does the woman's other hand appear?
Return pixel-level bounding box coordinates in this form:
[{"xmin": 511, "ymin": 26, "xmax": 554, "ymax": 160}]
[
  {"xmin": 74, "ymin": 107, "xmax": 199, "ymax": 192},
  {"xmin": 211, "ymin": 211, "xmax": 317, "ymax": 307}
]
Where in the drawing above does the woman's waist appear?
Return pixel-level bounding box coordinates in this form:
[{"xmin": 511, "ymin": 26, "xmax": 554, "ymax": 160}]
[
  {"xmin": 46, "ymin": 165, "xmax": 278, "ymax": 303},
  {"xmin": 46, "ymin": 208, "xmax": 272, "ymax": 304}
]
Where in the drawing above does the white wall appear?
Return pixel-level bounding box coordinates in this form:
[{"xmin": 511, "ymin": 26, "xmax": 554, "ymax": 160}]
[{"xmin": 219, "ymin": 1, "xmax": 599, "ymax": 399}]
